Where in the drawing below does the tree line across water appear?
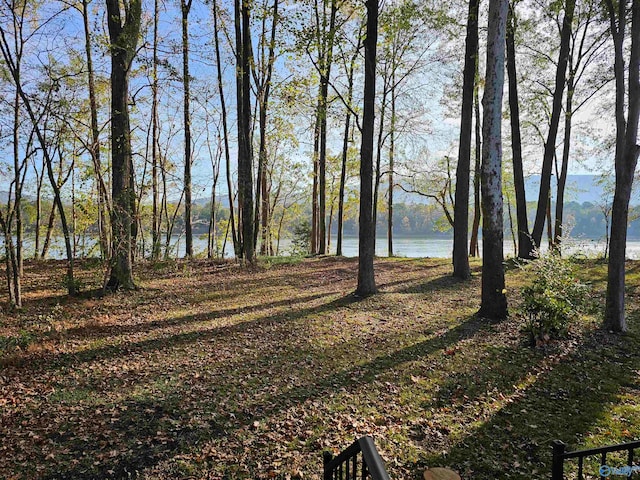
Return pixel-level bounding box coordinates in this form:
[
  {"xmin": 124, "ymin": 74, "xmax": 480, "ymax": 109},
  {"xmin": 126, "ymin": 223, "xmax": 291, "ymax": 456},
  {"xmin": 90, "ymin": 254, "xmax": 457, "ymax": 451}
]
[
  {"xmin": 10, "ymin": 194, "xmax": 640, "ymax": 259},
  {"xmin": 0, "ymin": 0, "xmax": 638, "ymax": 333}
]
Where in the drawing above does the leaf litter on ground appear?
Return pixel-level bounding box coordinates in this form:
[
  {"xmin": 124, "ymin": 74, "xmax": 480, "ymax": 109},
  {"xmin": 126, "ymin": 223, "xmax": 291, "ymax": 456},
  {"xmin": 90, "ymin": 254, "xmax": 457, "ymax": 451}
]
[{"xmin": 0, "ymin": 256, "xmax": 639, "ymax": 479}]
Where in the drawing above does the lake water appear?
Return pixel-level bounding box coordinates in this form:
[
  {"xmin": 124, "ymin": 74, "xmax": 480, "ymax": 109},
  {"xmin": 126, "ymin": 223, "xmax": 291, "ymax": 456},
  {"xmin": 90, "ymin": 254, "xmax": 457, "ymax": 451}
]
[
  {"xmin": 324, "ymin": 235, "xmax": 640, "ymax": 259},
  {"xmin": 16, "ymin": 234, "xmax": 640, "ymax": 260}
]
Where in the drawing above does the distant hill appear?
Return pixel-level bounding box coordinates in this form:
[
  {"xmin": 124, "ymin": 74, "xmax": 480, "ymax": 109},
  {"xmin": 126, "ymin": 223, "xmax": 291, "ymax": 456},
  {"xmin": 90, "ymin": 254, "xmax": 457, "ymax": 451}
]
[
  {"xmin": 524, "ymin": 174, "xmax": 620, "ymax": 206},
  {"xmin": 392, "ymin": 174, "xmax": 626, "ymax": 206}
]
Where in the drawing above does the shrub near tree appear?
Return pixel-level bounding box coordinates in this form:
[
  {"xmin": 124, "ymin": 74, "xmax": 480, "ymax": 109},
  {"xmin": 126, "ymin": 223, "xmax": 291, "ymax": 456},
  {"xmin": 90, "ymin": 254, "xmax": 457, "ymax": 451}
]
[{"xmin": 520, "ymin": 253, "xmax": 593, "ymax": 345}]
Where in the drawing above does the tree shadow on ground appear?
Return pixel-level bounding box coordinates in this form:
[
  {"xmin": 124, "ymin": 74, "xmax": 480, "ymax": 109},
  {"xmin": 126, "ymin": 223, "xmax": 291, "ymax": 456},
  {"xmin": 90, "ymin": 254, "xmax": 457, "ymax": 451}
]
[
  {"xmin": 395, "ymin": 274, "xmax": 476, "ymax": 294},
  {"xmin": 62, "ymin": 291, "xmax": 334, "ymax": 341},
  {"xmin": 1, "ymin": 291, "xmax": 356, "ymax": 374},
  {"xmin": 32, "ymin": 312, "xmax": 489, "ymax": 479},
  {"xmin": 411, "ymin": 323, "xmax": 640, "ymax": 479},
  {"xmin": 1, "ymin": 257, "xmax": 502, "ymax": 478}
]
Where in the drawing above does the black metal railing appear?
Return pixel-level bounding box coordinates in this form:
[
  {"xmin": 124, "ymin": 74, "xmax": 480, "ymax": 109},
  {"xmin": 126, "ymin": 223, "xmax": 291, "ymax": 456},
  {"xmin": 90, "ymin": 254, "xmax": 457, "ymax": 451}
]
[
  {"xmin": 323, "ymin": 436, "xmax": 391, "ymax": 480},
  {"xmin": 552, "ymin": 439, "xmax": 640, "ymax": 479}
]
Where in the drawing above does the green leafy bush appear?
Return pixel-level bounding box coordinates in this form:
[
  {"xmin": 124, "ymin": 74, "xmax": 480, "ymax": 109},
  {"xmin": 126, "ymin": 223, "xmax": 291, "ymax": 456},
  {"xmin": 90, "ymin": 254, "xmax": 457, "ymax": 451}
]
[
  {"xmin": 62, "ymin": 273, "xmax": 83, "ymax": 293},
  {"xmin": 520, "ymin": 252, "xmax": 593, "ymax": 345}
]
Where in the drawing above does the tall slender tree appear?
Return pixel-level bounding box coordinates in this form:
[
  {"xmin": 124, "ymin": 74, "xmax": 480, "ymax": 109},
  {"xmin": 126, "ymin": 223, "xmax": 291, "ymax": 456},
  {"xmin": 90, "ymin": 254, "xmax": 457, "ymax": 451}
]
[
  {"xmin": 604, "ymin": 0, "xmax": 640, "ymax": 332},
  {"xmin": 553, "ymin": 1, "xmax": 609, "ymax": 249},
  {"xmin": 182, "ymin": 0, "xmax": 193, "ymax": 258},
  {"xmin": 151, "ymin": 0, "xmax": 161, "ymax": 260},
  {"xmin": 469, "ymin": 79, "xmax": 482, "ymax": 257},
  {"xmin": 253, "ymin": 0, "xmax": 280, "ymax": 254},
  {"xmin": 478, "ymin": 0, "xmax": 508, "ymax": 320},
  {"xmin": 105, "ymin": 0, "xmax": 142, "ymax": 290},
  {"xmin": 506, "ymin": 1, "xmax": 533, "ymax": 259},
  {"xmin": 212, "ymin": 0, "xmax": 239, "ymax": 256},
  {"xmin": 387, "ymin": 67, "xmax": 396, "ymax": 257},
  {"xmin": 530, "ymin": 0, "xmax": 575, "ymax": 248},
  {"xmin": 81, "ymin": 0, "xmax": 110, "ymax": 261},
  {"xmin": 336, "ymin": 29, "xmax": 361, "ymax": 256},
  {"xmin": 235, "ymin": 0, "xmax": 255, "ymax": 262},
  {"xmin": 356, "ymin": 0, "xmax": 378, "ymax": 296},
  {"xmin": 452, "ymin": 0, "xmax": 480, "ymax": 279}
]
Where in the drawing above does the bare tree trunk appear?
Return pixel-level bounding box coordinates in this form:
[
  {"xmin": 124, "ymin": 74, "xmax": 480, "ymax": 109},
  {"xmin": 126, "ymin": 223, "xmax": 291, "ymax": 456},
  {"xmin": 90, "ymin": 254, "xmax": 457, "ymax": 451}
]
[
  {"xmin": 531, "ymin": 0, "xmax": 575, "ymax": 248},
  {"xmin": 45, "ymin": 144, "xmax": 76, "ymax": 295},
  {"xmin": 151, "ymin": 0, "xmax": 161, "ymax": 261},
  {"xmin": 388, "ymin": 69, "xmax": 396, "ymax": 257},
  {"xmin": 41, "ymin": 202, "xmax": 56, "ymax": 260},
  {"xmin": 311, "ymin": 115, "xmax": 319, "ymax": 254},
  {"xmin": 505, "ymin": 184, "xmax": 517, "ymax": 256},
  {"xmin": 373, "ymin": 72, "xmax": 388, "ymax": 251},
  {"xmin": 554, "ymin": 72, "xmax": 574, "ymax": 249},
  {"xmin": 452, "ymin": 0, "xmax": 480, "ymax": 279},
  {"xmin": 105, "ymin": 0, "xmax": 142, "ymax": 290},
  {"xmin": 208, "ymin": 185, "xmax": 216, "ymax": 259},
  {"xmin": 469, "ymin": 79, "xmax": 481, "ymax": 257},
  {"xmin": 506, "ymin": 2, "xmax": 533, "ymax": 259},
  {"xmin": 72, "ymin": 154, "xmax": 77, "ymax": 260},
  {"xmin": 336, "ymin": 42, "xmax": 357, "ymax": 256},
  {"xmin": 182, "ymin": 0, "xmax": 193, "ymax": 258},
  {"xmin": 319, "ymin": 0, "xmax": 337, "ymax": 255},
  {"xmin": 33, "ymin": 159, "xmax": 45, "ymax": 259},
  {"xmin": 235, "ymin": 0, "xmax": 255, "ymax": 263},
  {"xmin": 546, "ymin": 191, "xmax": 553, "ymax": 248},
  {"xmin": 255, "ymin": 0, "xmax": 279, "ymax": 254},
  {"xmin": 82, "ymin": 0, "xmax": 110, "ymax": 261},
  {"xmin": 356, "ymin": 0, "xmax": 378, "ymax": 296},
  {"xmin": 604, "ymin": 0, "xmax": 640, "ymax": 332},
  {"xmin": 0, "ymin": 211, "xmax": 17, "ymax": 308},
  {"xmin": 0, "ymin": 213, "xmax": 19, "ymax": 309},
  {"xmin": 478, "ymin": 0, "xmax": 508, "ymax": 320},
  {"xmin": 14, "ymin": 90, "xmax": 23, "ymax": 278},
  {"xmin": 212, "ymin": 0, "xmax": 238, "ymax": 257}
]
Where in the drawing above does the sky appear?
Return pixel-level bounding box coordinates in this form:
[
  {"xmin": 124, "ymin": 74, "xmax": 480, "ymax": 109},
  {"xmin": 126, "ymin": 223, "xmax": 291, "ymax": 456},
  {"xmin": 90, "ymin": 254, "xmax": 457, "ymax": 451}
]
[{"xmin": 0, "ymin": 0, "xmax": 625, "ymax": 207}]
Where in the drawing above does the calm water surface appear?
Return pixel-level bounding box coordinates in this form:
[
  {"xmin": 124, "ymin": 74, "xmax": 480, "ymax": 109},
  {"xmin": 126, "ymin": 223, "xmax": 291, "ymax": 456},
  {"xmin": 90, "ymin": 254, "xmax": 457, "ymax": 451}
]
[{"xmin": 21, "ymin": 234, "xmax": 640, "ymax": 260}]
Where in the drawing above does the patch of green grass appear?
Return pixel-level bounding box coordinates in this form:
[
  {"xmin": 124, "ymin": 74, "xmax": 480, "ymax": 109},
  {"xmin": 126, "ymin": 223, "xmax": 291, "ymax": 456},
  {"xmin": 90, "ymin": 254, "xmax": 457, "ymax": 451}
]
[
  {"xmin": 48, "ymin": 387, "xmax": 100, "ymax": 405},
  {"xmin": 0, "ymin": 329, "xmax": 37, "ymax": 353},
  {"xmin": 259, "ymin": 255, "xmax": 306, "ymax": 267}
]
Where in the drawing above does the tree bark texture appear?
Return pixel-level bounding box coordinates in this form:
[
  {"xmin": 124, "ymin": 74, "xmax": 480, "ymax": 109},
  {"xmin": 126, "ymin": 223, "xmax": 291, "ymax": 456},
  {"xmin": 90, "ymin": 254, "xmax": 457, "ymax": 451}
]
[
  {"xmin": 605, "ymin": 0, "xmax": 640, "ymax": 332},
  {"xmin": 388, "ymin": 70, "xmax": 396, "ymax": 257},
  {"xmin": 469, "ymin": 79, "xmax": 481, "ymax": 257},
  {"xmin": 478, "ymin": 0, "xmax": 508, "ymax": 320},
  {"xmin": 356, "ymin": 0, "xmax": 379, "ymax": 296},
  {"xmin": 506, "ymin": 2, "xmax": 533, "ymax": 259},
  {"xmin": 105, "ymin": 0, "xmax": 142, "ymax": 290},
  {"xmin": 235, "ymin": 0, "xmax": 255, "ymax": 263},
  {"xmin": 212, "ymin": 0, "xmax": 238, "ymax": 256},
  {"xmin": 452, "ymin": 0, "xmax": 480, "ymax": 279},
  {"xmin": 151, "ymin": 0, "xmax": 160, "ymax": 260},
  {"xmin": 182, "ymin": 0, "xmax": 193, "ymax": 258}
]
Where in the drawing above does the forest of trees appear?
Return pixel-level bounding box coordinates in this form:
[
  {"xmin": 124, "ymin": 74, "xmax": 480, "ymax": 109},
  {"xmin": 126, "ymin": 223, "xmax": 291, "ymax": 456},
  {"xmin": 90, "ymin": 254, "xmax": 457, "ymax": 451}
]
[{"xmin": 0, "ymin": 0, "xmax": 638, "ymax": 327}]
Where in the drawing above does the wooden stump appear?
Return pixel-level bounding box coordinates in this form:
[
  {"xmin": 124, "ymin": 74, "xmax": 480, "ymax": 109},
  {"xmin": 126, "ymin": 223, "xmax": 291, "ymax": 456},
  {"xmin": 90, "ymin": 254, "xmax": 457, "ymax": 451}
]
[{"xmin": 423, "ymin": 467, "xmax": 461, "ymax": 480}]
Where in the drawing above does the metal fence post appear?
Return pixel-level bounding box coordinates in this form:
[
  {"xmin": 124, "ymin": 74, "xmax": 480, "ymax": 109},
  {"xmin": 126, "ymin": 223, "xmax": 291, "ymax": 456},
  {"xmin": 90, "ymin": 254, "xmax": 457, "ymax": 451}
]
[
  {"xmin": 323, "ymin": 451, "xmax": 334, "ymax": 480},
  {"xmin": 552, "ymin": 440, "xmax": 566, "ymax": 480}
]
